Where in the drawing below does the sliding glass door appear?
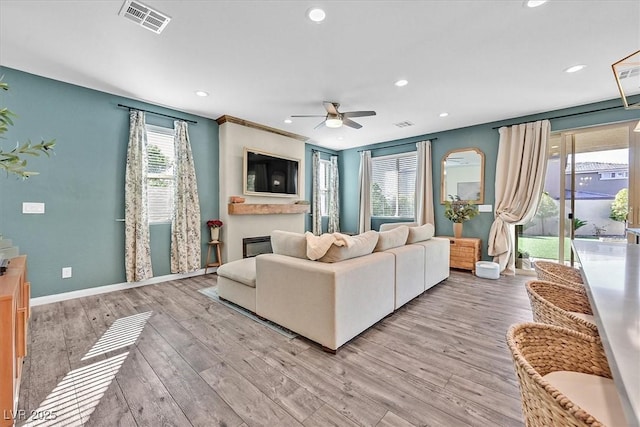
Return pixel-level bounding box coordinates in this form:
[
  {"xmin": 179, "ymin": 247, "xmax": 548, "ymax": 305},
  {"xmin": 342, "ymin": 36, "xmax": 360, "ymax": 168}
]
[{"xmin": 518, "ymin": 120, "xmax": 639, "ymax": 268}]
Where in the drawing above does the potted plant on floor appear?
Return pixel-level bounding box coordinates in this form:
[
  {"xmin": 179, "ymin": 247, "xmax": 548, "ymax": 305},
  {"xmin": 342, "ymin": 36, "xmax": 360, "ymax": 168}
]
[{"xmin": 444, "ymin": 195, "xmax": 479, "ymax": 238}]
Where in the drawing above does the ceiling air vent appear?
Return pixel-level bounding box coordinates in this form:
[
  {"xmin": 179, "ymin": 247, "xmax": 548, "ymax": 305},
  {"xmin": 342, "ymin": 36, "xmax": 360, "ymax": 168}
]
[
  {"xmin": 119, "ymin": 0, "xmax": 171, "ymax": 34},
  {"xmin": 394, "ymin": 121, "xmax": 414, "ymax": 128},
  {"xmin": 617, "ymin": 66, "xmax": 640, "ymax": 80}
]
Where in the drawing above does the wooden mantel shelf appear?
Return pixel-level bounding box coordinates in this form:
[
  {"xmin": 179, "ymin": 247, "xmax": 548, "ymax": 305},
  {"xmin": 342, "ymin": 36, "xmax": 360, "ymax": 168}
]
[{"xmin": 228, "ymin": 203, "xmax": 310, "ymax": 215}]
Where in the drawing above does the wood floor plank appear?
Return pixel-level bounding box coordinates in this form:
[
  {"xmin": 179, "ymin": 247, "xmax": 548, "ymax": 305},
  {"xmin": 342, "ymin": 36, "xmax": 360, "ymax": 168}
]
[
  {"xmin": 135, "ymin": 323, "xmax": 244, "ymax": 427},
  {"xmin": 18, "ymin": 270, "xmax": 531, "ymax": 427},
  {"xmin": 376, "ymin": 411, "xmax": 416, "ymax": 427},
  {"xmin": 114, "ymin": 347, "xmax": 193, "ymax": 426}
]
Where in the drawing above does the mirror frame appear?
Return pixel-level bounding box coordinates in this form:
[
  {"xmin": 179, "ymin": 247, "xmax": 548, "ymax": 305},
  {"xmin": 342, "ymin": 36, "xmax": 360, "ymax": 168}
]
[{"xmin": 441, "ymin": 147, "xmax": 485, "ymax": 204}]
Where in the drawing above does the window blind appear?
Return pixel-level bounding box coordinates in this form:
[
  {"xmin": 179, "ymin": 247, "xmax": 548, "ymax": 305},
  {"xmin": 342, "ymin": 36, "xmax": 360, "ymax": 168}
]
[
  {"xmin": 146, "ymin": 125, "xmax": 175, "ymax": 223},
  {"xmin": 371, "ymin": 153, "xmax": 417, "ymax": 217}
]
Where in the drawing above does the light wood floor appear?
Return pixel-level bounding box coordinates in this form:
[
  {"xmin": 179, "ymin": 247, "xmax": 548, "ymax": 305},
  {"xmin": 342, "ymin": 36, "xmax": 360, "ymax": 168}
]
[{"xmin": 18, "ymin": 270, "xmax": 532, "ymax": 427}]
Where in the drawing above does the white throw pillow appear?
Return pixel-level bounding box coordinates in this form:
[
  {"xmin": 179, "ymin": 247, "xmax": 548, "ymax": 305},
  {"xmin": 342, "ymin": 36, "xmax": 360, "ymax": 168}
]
[
  {"xmin": 374, "ymin": 225, "xmax": 409, "ymax": 252},
  {"xmin": 270, "ymin": 230, "xmax": 308, "ymax": 259},
  {"xmin": 406, "ymin": 223, "xmax": 435, "ymax": 243},
  {"xmin": 319, "ymin": 231, "xmax": 379, "ymax": 263}
]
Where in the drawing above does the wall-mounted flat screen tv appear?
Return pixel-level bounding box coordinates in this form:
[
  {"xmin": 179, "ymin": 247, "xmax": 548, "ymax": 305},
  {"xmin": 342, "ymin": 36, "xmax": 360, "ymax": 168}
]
[{"xmin": 243, "ymin": 148, "xmax": 300, "ymax": 197}]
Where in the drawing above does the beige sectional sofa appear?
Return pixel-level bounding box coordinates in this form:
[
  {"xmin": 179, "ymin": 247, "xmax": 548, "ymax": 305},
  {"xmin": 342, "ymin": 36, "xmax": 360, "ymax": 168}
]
[{"xmin": 216, "ymin": 224, "xmax": 450, "ymax": 351}]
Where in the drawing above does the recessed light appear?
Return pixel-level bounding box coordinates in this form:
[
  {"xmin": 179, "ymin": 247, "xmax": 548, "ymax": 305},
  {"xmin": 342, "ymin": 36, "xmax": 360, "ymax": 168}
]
[
  {"xmin": 525, "ymin": 0, "xmax": 548, "ymax": 7},
  {"xmin": 394, "ymin": 79, "xmax": 408, "ymax": 87},
  {"xmin": 307, "ymin": 8, "xmax": 326, "ymax": 23},
  {"xmin": 337, "ymin": 136, "xmax": 344, "ymax": 141},
  {"xmin": 439, "ymin": 112, "xmax": 449, "ymax": 117},
  {"xmin": 284, "ymin": 119, "xmax": 292, "ymax": 124},
  {"xmin": 564, "ymin": 64, "xmax": 586, "ymax": 73},
  {"xmin": 195, "ymin": 90, "xmax": 209, "ymax": 97}
]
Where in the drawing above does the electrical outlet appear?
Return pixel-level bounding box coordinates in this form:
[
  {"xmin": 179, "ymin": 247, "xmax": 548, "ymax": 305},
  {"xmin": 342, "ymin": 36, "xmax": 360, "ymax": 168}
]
[
  {"xmin": 23, "ymin": 202, "xmax": 45, "ymax": 214},
  {"xmin": 62, "ymin": 267, "xmax": 72, "ymax": 279},
  {"xmin": 478, "ymin": 204, "xmax": 493, "ymax": 213}
]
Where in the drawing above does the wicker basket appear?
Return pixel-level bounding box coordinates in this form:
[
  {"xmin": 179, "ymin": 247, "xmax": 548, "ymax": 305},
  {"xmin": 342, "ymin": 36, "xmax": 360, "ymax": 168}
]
[
  {"xmin": 526, "ymin": 280, "xmax": 598, "ymax": 337},
  {"xmin": 506, "ymin": 323, "xmax": 613, "ymax": 427},
  {"xmin": 533, "ymin": 261, "xmax": 584, "ymax": 290}
]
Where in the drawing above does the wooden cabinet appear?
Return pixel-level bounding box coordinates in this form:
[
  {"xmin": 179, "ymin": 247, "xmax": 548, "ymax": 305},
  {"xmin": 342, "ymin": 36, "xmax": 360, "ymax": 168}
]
[
  {"xmin": 0, "ymin": 255, "xmax": 30, "ymax": 427},
  {"xmin": 441, "ymin": 237, "xmax": 482, "ymax": 273}
]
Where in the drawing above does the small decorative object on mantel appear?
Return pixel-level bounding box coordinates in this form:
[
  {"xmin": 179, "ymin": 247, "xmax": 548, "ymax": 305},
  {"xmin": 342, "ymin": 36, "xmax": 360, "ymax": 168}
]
[
  {"xmin": 206, "ymin": 219, "xmax": 223, "ymax": 242},
  {"xmin": 444, "ymin": 195, "xmax": 479, "ymax": 238},
  {"xmin": 230, "ymin": 196, "xmax": 245, "ymax": 204}
]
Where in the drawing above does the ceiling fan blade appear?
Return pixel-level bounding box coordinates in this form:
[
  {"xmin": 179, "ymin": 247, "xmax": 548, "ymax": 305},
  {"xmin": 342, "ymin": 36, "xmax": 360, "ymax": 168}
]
[
  {"xmin": 314, "ymin": 120, "xmax": 326, "ymax": 129},
  {"xmin": 323, "ymin": 101, "xmax": 339, "ymax": 115},
  {"xmin": 342, "ymin": 111, "xmax": 376, "ymax": 118},
  {"xmin": 342, "ymin": 118, "xmax": 362, "ymax": 129},
  {"xmin": 291, "ymin": 114, "xmax": 326, "ymax": 118}
]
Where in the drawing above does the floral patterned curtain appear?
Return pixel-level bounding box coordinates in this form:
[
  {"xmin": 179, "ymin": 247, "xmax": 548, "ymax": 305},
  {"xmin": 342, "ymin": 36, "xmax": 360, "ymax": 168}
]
[
  {"xmin": 124, "ymin": 110, "xmax": 153, "ymax": 282},
  {"xmin": 312, "ymin": 151, "xmax": 322, "ymax": 235},
  {"xmin": 171, "ymin": 121, "xmax": 201, "ymax": 273},
  {"xmin": 327, "ymin": 155, "xmax": 340, "ymax": 232}
]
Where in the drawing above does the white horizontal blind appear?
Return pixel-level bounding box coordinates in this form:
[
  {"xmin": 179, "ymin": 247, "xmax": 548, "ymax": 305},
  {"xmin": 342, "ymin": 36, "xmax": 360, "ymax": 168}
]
[
  {"xmin": 371, "ymin": 152, "xmax": 417, "ymax": 217},
  {"xmin": 146, "ymin": 125, "xmax": 175, "ymax": 223}
]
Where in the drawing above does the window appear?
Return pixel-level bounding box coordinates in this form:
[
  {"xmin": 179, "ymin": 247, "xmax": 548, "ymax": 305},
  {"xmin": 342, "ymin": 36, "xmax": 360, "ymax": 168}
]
[
  {"xmin": 318, "ymin": 159, "xmax": 331, "ymax": 216},
  {"xmin": 599, "ymin": 171, "xmax": 628, "ymax": 180},
  {"xmin": 146, "ymin": 125, "xmax": 175, "ymax": 223},
  {"xmin": 371, "ymin": 152, "xmax": 417, "ymax": 217}
]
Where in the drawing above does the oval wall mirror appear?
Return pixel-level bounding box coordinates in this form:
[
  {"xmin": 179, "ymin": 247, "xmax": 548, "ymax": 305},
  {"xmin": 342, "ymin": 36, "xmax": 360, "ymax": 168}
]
[{"xmin": 441, "ymin": 148, "xmax": 485, "ymax": 204}]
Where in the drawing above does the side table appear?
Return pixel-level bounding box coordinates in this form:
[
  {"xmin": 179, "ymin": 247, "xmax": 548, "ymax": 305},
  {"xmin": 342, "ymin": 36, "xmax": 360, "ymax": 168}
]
[
  {"xmin": 439, "ymin": 236, "xmax": 482, "ymax": 273},
  {"xmin": 205, "ymin": 240, "xmax": 222, "ymax": 274}
]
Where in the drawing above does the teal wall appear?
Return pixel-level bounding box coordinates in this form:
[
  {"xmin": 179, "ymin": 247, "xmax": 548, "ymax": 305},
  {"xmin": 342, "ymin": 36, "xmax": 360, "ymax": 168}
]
[
  {"xmin": 0, "ymin": 67, "xmax": 219, "ymax": 297},
  {"xmin": 339, "ymin": 97, "xmax": 640, "ymax": 259}
]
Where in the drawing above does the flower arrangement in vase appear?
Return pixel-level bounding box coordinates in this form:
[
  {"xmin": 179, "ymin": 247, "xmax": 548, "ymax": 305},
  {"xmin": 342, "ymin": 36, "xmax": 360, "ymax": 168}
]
[
  {"xmin": 206, "ymin": 219, "xmax": 223, "ymax": 242},
  {"xmin": 444, "ymin": 195, "xmax": 479, "ymax": 238}
]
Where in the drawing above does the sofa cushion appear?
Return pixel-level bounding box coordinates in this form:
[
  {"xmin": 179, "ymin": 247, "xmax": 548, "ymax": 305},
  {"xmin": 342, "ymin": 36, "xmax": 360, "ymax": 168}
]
[
  {"xmin": 319, "ymin": 231, "xmax": 379, "ymax": 263},
  {"xmin": 407, "ymin": 223, "xmax": 435, "ymax": 243},
  {"xmin": 271, "ymin": 230, "xmax": 308, "ymax": 259},
  {"xmin": 374, "ymin": 225, "xmax": 409, "ymax": 252},
  {"xmin": 216, "ymin": 257, "xmax": 257, "ymax": 288},
  {"xmin": 379, "ymin": 222, "xmax": 417, "ymax": 232}
]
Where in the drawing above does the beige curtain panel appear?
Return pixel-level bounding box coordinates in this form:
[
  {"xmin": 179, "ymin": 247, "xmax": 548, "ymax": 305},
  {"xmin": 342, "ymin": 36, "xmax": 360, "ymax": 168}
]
[
  {"xmin": 358, "ymin": 150, "xmax": 372, "ymax": 233},
  {"xmin": 171, "ymin": 121, "xmax": 201, "ymax": 274},
  {"xmin": 488, "ymin": 120, "xmax": 550, "ymax": 275},
  {"xmin": 124, "ymin": 110, "xmax": 154, "ymax": 282},
  {"xmin": 415, "ymin": 140, "xmax": 434, "ymax": 226}
]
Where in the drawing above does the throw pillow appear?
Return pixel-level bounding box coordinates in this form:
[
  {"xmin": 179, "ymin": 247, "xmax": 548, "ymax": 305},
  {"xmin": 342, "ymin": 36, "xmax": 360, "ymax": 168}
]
[
  {"xmin": 406, "ymin": 223, "xmax": 435, "ymax": 243},
  {"xmin": 305, "ymin": 232, "xmax": 339, "ymax": 260},
  {"xmin": 319, "ymin": 231, "xmax": 379, "ymax": 263},
  {"xmin": 379, "ymin": 222, "xmax": 418, "ymax": 232},
  {"xmin": 270, "ymin": 230, "xmax": 308, "ymax": 259},
  {"xmin": 374, "ymin": 225, "xmax": 409, "ymax": 252}
]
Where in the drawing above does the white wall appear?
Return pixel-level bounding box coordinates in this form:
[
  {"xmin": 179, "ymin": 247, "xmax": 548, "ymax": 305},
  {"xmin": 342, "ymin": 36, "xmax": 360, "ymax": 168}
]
[
  {"xmin": 445, "ymin": 165, "xmax": 481, "ymax": 199},
  {"xmin": 219, "ymin": 122, "xmax": 306, "ymax": 261}
]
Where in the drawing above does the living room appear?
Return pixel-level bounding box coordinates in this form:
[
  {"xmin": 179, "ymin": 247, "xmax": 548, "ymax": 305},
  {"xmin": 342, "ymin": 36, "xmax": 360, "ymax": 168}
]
[{"xmin": 1, "ymin": 1, "xmax": 639, "ymax": 426}]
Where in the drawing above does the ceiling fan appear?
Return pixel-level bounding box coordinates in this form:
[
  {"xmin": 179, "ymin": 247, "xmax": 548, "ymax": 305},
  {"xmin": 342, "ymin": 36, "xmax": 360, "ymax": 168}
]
[{"xmin": 292, "ymin": 101, "xmax": 376, "ymax": 129}]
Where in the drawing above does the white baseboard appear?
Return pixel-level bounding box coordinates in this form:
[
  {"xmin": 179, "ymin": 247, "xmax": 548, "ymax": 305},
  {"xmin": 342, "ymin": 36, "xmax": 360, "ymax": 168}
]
[{"xmin": 31, "ymin": 268, "xmax": 217, "ymax": 306}]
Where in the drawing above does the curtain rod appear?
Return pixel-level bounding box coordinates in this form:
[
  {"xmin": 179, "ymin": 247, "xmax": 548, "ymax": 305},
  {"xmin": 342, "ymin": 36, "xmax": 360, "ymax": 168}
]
[
  {"xmin": 491, "ymin": 105, "xmax": 627, "ymax": 130},
  {"xmin": 117, "ymin": 104, "xmax": 198, "ymax": 124},
  {"xmin": 312, "ymin": 148, "xmax": 338, "ymax": 156},
  {"xmin": 357, "ymin": 138, "xmax": 438, "ymax": 153}
]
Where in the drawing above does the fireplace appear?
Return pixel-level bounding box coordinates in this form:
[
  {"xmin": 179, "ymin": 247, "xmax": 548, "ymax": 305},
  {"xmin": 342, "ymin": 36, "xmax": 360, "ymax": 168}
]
[{"xmin": 242, "ymin": 236, "xmax": 272, "ymax": 258}]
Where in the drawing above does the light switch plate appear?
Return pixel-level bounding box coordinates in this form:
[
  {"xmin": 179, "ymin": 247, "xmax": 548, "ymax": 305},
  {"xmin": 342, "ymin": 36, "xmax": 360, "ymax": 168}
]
[
  {"xmin": 62, "ymin": 267, "xmax": 72, "ymax": 278},
  {"xmin": 478, "ymin": 204, "xmax": 493, "ymax": 213},
  {"xmin": 23, "ymin": 202, "xmax": 45, "ymax": 214}
]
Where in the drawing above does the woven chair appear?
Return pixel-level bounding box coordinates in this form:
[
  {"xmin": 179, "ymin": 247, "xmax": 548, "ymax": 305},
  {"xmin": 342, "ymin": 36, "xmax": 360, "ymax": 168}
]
[
  {"xmin": 506, "ymin": 323, "xmax": 626, "ymax": 427},
  {"xmin": 533, "ymin": 260, "xmax": 584, "ymax": 290},
  {"xmin": 525, "ymin": 280, "xmax": 598, "ymax": 337}
]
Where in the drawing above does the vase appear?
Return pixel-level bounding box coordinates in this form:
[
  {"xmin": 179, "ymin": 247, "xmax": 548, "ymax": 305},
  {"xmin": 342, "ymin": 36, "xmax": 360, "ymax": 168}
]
[
  {"xmin": 210, "ymin": 227, "xmax": 220, "ymax": 242},
  {"xmin": 453, "ymin": 222, "xmax": 463, "ymax": 238}
]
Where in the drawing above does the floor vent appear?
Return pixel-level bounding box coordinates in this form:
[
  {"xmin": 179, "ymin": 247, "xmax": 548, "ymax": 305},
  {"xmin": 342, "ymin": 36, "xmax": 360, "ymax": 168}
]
[
  {"xmin": 119, "ymin": 0, "xmax": 171, "ymax": 34},
  {"xmin": 394, "ymin": 121, "xmax": 414, "ymax": 128}
]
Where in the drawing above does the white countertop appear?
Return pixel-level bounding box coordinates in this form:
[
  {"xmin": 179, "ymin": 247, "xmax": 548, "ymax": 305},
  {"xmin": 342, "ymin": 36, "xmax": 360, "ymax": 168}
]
[{"xmin": 572, "ymin": 240, "xmax": 640, "ymax": 427}]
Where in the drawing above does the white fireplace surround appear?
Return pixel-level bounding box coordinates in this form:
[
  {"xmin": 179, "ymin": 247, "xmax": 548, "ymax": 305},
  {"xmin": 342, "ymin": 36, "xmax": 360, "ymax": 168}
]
[{"xmin": 219, "ymin": 121, "xmax": 306, "ymax": 262}]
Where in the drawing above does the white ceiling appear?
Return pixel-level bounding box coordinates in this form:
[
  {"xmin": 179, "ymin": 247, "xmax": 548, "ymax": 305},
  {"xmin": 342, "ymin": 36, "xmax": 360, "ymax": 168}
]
[{"xmin": 1, "ymin": 0, "xmax": 638, "ymax": 150}]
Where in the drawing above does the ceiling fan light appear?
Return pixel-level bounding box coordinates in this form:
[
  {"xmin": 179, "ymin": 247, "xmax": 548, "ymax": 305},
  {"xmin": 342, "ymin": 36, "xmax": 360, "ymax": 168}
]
[
  {"xmin": 307, "ymin": 8, "xmax": 326, "ymax": 23},
  {"xmin": 325, "ymin": 118, "xmax": 343, "ymax": 128}
]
